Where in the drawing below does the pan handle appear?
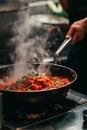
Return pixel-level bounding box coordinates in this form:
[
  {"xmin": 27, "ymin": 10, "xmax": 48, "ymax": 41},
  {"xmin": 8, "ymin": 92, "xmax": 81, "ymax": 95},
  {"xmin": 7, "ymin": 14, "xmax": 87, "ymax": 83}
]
[{"xmin": 54, "ymin": 37, "xmax": 72, "ymax": 63}]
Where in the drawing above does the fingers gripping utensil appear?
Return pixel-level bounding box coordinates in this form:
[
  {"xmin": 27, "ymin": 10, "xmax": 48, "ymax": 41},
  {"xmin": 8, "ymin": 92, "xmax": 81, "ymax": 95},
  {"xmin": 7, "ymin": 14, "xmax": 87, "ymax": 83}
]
[{"xmin": 54, "ymin": 37, "xmax": 72, "ymax": 64}]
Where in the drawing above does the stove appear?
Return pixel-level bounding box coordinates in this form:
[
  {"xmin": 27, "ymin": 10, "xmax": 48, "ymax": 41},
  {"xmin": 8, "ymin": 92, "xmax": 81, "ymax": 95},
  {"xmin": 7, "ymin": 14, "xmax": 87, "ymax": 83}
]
[{"xmin": 0, "ymin": 89, "xmax": 87, "ymax": 130}]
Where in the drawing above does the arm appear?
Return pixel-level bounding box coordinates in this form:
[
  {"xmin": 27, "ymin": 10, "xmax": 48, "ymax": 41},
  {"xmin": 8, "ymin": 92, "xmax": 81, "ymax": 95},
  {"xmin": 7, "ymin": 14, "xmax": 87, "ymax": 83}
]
[{"xmin": 66, "ymin": 17, "xmax": 87, "ymax": 44}]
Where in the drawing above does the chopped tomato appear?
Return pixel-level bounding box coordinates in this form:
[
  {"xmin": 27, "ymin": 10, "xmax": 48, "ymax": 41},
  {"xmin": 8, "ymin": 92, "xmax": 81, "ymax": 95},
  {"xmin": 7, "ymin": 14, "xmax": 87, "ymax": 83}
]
[
  {"xmin": 0, "ymin": 72, "xmax": 71, "ymax": 92},
  {"xmin": 32, "ymin": 84, "xmax": 42, "ymax": 90}
]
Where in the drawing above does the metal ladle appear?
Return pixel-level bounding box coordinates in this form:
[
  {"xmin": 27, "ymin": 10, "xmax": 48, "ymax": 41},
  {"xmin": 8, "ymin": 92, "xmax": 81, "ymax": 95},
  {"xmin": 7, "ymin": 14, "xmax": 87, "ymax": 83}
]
[{"xmin": 54, "ymin": 37, "xmax": 72, "ymax": 64}]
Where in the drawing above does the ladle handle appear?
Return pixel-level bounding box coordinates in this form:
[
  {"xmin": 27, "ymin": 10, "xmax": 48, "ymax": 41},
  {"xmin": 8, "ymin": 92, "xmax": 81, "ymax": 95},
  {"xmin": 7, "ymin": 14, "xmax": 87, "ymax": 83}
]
[{"xmin": 54, "ymin": 37, "xmax": 72, "ymax": 63}]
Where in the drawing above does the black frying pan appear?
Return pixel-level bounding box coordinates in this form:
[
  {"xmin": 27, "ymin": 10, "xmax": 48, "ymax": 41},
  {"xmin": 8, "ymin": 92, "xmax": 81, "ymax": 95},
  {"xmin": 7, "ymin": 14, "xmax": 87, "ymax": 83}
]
[{"xmin": 0, "ymin": 62, "xmax": 77, "ymax": 107}]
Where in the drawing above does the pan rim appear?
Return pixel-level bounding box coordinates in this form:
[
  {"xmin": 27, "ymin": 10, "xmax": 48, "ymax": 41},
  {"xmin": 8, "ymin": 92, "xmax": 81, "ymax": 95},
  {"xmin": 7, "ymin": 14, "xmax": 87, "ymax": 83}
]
[{"xmin": 0, "ymin": 62, "xmax": 77, "ymax": 93}]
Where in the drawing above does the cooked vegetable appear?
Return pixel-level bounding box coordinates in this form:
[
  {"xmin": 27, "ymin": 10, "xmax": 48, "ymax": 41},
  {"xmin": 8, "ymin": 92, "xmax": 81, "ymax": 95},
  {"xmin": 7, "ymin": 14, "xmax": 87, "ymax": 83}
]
[{"xmin": 0, "ymin": 72, "xmax": 71, "ymax": 92}]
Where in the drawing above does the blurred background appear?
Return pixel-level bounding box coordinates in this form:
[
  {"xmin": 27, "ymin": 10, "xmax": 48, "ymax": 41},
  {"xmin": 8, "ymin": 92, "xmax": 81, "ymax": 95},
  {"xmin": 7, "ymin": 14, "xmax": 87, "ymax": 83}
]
[{"xmin": 0, "ymin": 0, "xmax": 69, "ymax": 65}]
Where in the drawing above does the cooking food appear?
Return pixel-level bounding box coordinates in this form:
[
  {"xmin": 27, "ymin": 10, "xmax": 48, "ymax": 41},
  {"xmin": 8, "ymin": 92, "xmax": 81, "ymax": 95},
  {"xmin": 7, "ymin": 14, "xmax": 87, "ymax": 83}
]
[
  {"xmin": 0, "ymin": 71, "xmax": 71, "ymax": 92},
  {"xmin": 0, "ymin": 63, "xmax": 77, "ymax": 106}
]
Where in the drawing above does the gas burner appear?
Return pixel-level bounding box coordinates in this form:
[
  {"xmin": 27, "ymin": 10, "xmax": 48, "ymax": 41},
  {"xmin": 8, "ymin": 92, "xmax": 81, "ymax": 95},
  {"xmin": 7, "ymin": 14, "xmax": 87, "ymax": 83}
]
[
  {"xmin": 2, "ymin": 90, "xmax": 87, "ymax": 130},
  {"xmin": 26, "ymin": 112, "xmax": 46, "ymax": 119},
  {"xmin": 15, "ymin": 106, "xmax": 47, "ymax": 120},
  {"xmin": 3, "ymin": 104, "xmax": 48, "ymax": 125}
]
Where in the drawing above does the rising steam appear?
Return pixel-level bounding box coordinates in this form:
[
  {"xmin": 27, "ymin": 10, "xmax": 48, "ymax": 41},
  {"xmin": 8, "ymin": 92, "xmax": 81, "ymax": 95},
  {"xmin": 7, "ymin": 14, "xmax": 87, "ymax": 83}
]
[{"xmin": 9, "ymin": 5, "xmax": 49, "ymax": 79}]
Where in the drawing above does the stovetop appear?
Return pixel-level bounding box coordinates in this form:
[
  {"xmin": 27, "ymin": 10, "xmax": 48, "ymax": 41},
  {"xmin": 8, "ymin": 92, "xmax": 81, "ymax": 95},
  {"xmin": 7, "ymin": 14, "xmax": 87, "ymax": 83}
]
[{"xmin": 1, "ymin": 89, "xmax": 87, "ymax": 130}]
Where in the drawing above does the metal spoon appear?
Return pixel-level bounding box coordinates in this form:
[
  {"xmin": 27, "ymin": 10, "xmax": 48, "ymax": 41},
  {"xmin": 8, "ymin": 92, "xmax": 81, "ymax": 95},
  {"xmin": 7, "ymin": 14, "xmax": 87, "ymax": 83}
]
[{"xmin": 54, "ymin": 37, "xmax": 72, "ymax": 64}]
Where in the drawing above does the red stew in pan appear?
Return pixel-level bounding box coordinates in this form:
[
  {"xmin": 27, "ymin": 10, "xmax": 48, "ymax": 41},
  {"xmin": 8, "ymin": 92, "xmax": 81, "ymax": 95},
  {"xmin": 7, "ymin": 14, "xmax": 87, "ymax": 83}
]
[
  {"xmin": 0, "ymin": 63, "xmax": 77, "ymax": 106},
  {"xmin": 0, "ymin": 72, "xmax": 71, "ymax": 92}
]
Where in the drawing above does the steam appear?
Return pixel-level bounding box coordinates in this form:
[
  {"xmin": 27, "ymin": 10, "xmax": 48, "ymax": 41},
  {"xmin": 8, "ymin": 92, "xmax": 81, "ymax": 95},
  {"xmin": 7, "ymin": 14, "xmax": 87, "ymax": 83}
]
[
  {"xmin": 10, "ymin": 9, "xmax": 34, "ymax": 63},
  {"xmin": 9, "ymin": 6, "xmax": 49, "ymax": 79}
]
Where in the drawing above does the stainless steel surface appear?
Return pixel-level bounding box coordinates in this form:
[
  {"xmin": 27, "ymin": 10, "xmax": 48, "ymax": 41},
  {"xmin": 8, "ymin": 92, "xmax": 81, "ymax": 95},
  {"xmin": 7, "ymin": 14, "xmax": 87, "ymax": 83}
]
[
  {"xmin": 30, "ymin": 14, "xmax": 69, "ymax": 25},
  {"xmin": 54, "ymin": 37, "xmax": 72, "ymax": 63},
  {"xmin": 0, "ymin": 0, "xmax": 30, "ymax": 12}
]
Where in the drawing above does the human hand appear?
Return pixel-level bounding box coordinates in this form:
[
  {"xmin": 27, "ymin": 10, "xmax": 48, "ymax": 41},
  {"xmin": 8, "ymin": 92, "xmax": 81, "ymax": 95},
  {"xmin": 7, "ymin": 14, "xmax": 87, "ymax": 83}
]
[{"xmin": 66, "ymin": 17, "xmax": 87, "ymax": 45}]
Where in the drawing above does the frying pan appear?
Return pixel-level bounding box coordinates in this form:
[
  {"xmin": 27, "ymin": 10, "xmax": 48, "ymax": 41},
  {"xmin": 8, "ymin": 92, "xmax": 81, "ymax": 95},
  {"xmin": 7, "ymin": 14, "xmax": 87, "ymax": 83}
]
[{"xmin": 0, "ymin": 62, "xmax": 77, "ymax": 107}]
